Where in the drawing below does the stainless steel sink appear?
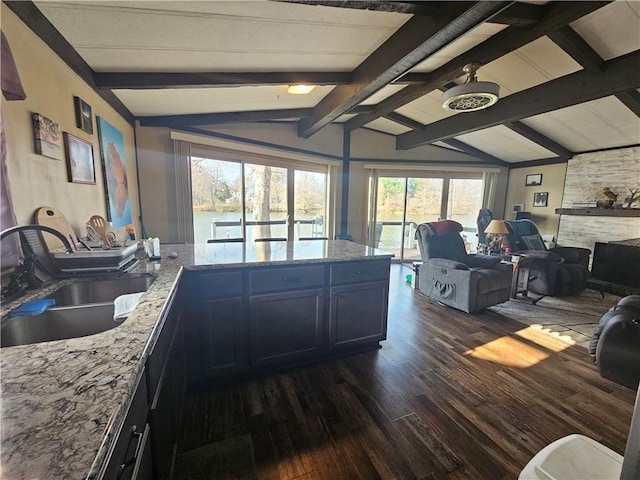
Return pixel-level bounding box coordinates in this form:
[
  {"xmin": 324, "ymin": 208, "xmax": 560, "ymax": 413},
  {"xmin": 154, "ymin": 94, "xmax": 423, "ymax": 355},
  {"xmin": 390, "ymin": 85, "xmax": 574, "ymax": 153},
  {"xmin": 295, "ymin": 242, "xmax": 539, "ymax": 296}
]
[
  {"xmin": 44, "ymin": 275, "xmax": 155, "ymax": 306},
  {"xmin": 1, "ymin": 304, "xmax": 120, "ymax": 348},
  {"xmin": 2, "ymin": 275, "xmax": 155, "ymax": 347}
]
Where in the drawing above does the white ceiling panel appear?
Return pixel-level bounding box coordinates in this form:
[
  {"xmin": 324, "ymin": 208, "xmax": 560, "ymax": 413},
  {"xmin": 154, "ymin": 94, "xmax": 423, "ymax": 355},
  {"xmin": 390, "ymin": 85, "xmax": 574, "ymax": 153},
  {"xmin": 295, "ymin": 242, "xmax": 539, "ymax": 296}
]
[
  {"xmin": 361, "ymin": 84, "xmax": 407, "ymax": 105},
  {"xmin": 480, "ymin": 37, "xmax": 582, "ymax": 98},
  {"xmin": 409, "ymin": 22, "xmax": 507, "ymax": 73},
  {"xmin": 395, "ymin": 91, "xmax": 454, "ymax": 125},
  {"xmin": 36, "ymin": 1, "xmax": 409, "ymax": 72},
  {"xmin": 571, "ymin": 1, "xmax": 640, "ymax": 60},
  {"xmin": 363, "ymin": 117, "xmax": 412, "ymax": 136},
  {"xmin": 456, "ymin": 125, "xmax": 557, "ymax": 163},
  {"xmin": 522, "ymin": 96, "xmax": 640, "ymax": 152},
  {"xmin": 115, "ymin": 85, "xmax": 334, "ymax": 116}
]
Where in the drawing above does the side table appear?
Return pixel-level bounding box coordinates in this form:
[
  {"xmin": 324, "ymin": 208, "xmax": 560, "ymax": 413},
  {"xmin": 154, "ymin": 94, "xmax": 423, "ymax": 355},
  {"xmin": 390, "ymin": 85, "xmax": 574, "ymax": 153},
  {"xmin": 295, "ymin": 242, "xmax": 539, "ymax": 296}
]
[{"xmin": 500, "ymin": 254, "xmax": 533, "ymax": 300}]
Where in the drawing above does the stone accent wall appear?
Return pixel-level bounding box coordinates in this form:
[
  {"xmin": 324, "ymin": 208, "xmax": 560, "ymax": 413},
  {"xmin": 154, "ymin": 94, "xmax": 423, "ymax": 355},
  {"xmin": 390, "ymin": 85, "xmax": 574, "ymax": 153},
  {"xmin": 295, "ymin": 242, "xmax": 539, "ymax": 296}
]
[{"xmin": 557, "ymin": 146, "xmax": 640, "ymax": 254}]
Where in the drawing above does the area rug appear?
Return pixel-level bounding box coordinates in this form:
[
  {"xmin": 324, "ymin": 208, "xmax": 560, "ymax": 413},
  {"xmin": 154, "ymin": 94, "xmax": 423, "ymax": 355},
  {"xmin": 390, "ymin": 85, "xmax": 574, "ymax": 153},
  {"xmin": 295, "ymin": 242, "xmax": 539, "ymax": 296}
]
[
  {"xmin": 487, "ymin": 289, "xmax": 622, "ymax": 348},
  {"xmin": 173, "ymin": 434, "xmax": 257, "ymax": 480}
]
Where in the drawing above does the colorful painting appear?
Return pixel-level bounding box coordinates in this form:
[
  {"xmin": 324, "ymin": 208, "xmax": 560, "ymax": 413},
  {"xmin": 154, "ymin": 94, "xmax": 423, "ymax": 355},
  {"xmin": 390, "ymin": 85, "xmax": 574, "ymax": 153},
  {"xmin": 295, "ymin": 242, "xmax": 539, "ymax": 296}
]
[
  {"xmin": 32, "ymin": 113, "xmax": 63, "ymax": 160},
  {"xmin": 97, "ymin": 117, "xmax": 132, "ymax": 227}
]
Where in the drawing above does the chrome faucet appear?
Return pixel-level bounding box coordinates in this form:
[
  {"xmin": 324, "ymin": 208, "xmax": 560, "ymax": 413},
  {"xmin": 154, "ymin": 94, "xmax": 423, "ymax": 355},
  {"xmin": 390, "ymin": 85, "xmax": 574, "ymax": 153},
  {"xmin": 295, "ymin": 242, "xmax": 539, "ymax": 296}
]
[{"xmin": 1, "ymin": 225, "xmax": 74, "ymax": 303}]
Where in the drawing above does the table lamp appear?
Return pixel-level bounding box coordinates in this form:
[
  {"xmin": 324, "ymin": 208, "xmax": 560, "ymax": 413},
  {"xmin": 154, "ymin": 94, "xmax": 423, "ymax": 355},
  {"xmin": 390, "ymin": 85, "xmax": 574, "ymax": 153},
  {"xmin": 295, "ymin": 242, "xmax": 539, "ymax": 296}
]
[{"xmin": 484, "ymin": 219, "xmax": 509, "ymax": 254}]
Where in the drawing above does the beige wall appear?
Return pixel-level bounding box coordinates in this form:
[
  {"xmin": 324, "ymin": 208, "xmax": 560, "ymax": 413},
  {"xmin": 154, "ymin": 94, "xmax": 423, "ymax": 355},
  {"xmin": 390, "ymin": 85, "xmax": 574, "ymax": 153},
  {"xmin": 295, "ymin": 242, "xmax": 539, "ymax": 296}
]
[
  {"xmin": 1, "ymin": 5, "xmax": 137, "ymax": 238},
  {"xmin": 505, "ymin": 163, "xmax": 568, "ymax": 239}
]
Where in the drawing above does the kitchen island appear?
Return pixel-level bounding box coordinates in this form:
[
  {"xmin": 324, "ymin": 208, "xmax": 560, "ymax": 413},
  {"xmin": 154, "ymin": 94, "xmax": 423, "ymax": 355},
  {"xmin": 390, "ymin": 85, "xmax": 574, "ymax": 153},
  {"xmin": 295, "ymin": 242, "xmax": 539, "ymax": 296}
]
[{"xmin": 0, "ymin": 240, "xmax": 392, "ymax": 479}]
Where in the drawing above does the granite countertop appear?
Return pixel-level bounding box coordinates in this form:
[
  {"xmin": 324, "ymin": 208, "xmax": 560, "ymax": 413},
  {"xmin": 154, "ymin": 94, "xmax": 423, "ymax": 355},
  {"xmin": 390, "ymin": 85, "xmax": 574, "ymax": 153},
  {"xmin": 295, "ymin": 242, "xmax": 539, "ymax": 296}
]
[{"xmin": 0, "ymin": 240, "xmax": 392, "ymax": 479}]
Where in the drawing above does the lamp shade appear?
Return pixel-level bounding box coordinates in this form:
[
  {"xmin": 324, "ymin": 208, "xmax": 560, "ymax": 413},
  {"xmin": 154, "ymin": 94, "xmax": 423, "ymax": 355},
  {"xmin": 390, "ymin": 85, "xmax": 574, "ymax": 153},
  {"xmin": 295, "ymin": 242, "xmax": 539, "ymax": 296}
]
[{"xmin": 484, "ymin": 219, "xmax": 509, "ymax": 235}]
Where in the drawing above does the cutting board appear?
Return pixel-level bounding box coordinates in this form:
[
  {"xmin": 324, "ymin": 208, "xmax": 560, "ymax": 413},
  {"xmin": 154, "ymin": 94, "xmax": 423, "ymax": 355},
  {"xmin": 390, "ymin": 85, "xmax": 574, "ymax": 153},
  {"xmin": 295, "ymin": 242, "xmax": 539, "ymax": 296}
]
[{"xmin": 34, "ymin": 206, "xmax": 77, "ymax": 252}]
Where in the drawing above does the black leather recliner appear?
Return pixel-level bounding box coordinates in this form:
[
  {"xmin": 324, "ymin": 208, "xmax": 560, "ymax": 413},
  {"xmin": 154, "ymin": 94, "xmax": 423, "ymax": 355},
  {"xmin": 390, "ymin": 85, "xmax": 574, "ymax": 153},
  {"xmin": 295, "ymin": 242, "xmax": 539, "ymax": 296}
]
[
  {"xmin": 503, "ymin": 219, "xmax": 591, "ymax": 297},
  {"xmin": 589, "ymin": 295, "xmax": 640, "ymax": 390}
]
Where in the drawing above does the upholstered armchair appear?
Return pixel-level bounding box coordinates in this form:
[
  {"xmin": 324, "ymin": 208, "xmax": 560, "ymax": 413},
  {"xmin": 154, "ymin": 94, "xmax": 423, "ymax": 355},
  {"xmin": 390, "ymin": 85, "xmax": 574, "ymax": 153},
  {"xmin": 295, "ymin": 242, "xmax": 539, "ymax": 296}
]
[
  {"xmin": 503, "ymin": 219, "xmax": 590, "ymax": 297},
  {"xmin": 415, "ymin": 220, "xmax": 512, "ymax": 313}
]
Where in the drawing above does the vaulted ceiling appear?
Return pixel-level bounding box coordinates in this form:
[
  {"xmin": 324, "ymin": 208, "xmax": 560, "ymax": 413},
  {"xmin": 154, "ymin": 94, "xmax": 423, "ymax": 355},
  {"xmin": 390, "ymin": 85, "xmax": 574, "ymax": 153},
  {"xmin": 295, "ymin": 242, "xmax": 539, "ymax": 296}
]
[{"xmin": 9, "ymin": 0, "xmax": 640, "ymax": 167}]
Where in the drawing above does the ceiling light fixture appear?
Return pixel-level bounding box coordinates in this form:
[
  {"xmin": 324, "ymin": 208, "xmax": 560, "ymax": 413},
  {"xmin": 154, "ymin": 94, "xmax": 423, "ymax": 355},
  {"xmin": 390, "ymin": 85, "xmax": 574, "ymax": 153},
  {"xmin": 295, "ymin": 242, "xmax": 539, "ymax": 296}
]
[
  {"xmin": 442, "ymin": 63, "xmax": 499, "ymax": 112},
  {"xmin": 287, "ymin": 85, "xmax": 316, "ymax": 95}
]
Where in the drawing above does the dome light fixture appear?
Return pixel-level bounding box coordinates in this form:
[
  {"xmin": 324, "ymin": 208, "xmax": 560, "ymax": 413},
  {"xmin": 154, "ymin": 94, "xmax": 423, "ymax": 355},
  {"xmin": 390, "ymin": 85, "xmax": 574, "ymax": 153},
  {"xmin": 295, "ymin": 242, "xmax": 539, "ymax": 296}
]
[
  {"xmin": 442, "ymin": 63, "xmax": 499, "ymax": 112},
  {"xmin": 287, "ymin": 84, "xmax": 316, "ymax": 95}
]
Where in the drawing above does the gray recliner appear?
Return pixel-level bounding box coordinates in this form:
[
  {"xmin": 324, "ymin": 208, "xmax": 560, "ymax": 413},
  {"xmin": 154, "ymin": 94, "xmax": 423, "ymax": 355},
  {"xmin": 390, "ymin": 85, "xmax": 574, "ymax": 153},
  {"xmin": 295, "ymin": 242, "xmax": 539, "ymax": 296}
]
[{"xmin": 416, "ymin": 220, "xmax": 512, "ymax": 313}]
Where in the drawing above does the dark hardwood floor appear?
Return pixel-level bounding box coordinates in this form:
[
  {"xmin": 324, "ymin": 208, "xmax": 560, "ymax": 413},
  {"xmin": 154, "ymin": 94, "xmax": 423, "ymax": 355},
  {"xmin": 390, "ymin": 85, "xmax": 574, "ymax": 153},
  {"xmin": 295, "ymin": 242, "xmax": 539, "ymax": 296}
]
[{"xmin": 177, "ymin": 264, "xmax": 635, "ymax": 480}]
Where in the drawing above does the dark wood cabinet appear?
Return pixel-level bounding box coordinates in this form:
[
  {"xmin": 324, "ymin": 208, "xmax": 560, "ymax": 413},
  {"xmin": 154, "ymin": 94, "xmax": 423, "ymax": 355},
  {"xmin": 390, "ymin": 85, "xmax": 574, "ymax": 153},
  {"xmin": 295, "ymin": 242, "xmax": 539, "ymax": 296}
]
[
  {"xmin": 100, "ymin": 373, "xmax": 151, "ymax": 480},
  {"xmin": 146, "ymin": 282, "xmax": 185, "ymax": 480},
  {"xmin": 186, "ymin": 296, "xmax": 247, "ymax": 381},
  {"xmin": 184, "ymin": 269, "xmax": 248, "ymax": 382},
  {"xmin": 250, "ymin": 288, "xmax": 325, "ymax": 367},
  {"xmin": 148, "ymin": 319, "xmax": 185, "ymax": 480},
  {"xmin": 329, "ymin": 260, "xmax": 390, "ymax": 350},
  {"xmin": 329, "ymin": 281, "xmax": 389, "ymax": 350},
  {"xmin": 184, "ymin": 258, "xmax": 390, "ymax": 383}
]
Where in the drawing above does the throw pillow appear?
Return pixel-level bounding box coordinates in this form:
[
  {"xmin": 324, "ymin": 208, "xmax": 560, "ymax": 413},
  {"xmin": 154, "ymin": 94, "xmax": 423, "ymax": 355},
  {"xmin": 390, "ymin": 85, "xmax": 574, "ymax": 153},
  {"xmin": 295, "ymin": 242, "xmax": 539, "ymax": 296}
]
[{"xmin": 522, "ymin": 234, "xmax": 546, "ymax": 251}]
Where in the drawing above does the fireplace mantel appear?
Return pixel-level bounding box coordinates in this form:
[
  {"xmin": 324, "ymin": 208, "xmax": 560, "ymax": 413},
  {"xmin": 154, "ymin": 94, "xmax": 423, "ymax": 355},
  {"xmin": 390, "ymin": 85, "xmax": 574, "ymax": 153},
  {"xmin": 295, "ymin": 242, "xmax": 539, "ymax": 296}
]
[{"xmin": 556, "ymin": 208, "xmax": 640, "ymax": 217}]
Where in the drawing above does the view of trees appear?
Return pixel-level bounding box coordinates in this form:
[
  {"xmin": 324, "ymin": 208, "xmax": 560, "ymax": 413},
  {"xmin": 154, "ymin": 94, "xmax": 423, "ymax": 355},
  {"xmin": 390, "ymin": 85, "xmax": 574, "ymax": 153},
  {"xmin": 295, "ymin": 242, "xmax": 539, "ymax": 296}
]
[{"xmin": 191, "ymin": 157, "xmax": 327, "ymax": 241}]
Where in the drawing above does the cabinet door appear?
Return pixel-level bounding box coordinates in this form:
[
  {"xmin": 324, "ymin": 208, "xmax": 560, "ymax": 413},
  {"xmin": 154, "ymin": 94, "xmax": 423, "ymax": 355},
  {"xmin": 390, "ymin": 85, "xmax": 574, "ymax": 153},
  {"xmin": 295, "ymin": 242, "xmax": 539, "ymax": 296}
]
[
  {"xmin": 100, "ymin": 374, "xmax": 149, "ymax": 480},
  {"xmin": 330, "ymin": 281, "xmax": 389, "ymax": 350},
  {"xmin": 250, "ymin": 289, "xmax": 325, "ymax": 367},
  {"xmin": 149, "ymin": 319, "xmax": 186, "ymax": 480},
  {"xmin": 184, "ymin": 296, "xmax": 247, "ymax": 382}
]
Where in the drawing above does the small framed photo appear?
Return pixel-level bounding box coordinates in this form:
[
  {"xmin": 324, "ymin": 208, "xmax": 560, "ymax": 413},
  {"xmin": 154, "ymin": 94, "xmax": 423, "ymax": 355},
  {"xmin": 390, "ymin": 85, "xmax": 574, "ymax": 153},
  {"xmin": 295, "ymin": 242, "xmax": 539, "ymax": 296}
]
[
  {"xmin": 74, "ymin": 96, "xmax": 93, "ymax": 134},
  {"xmin": 32, "ymin": 112, "xmax": 63, "ymax": 160},
  {"xmin": 64, "ymin": 132, "xmax": 95, "ymax": 184},
  {"xmin": 526, "ymin": 173, "xmax": 543, "ymax": 186},
  {"xmin": 512, "ymin": 203, "xmax": 525, "ymax": 213},
  {"xmin": 533, "ymin": 192, "xmax": 549, "ymax": 207}
]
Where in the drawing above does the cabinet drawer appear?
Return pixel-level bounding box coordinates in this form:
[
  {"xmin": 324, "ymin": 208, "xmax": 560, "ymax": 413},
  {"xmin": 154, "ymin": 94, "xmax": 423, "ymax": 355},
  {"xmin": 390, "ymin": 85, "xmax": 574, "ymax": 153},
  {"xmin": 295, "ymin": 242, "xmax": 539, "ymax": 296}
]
[
  {"xmin": 250, "ymin": 265, "xmax": 324, "ymax": 294},
  {"xmin": 198, "ymin": 270, "xmax": 243, "ymax": 299},
  {"xmin": 330, "ymin": 260, "xmax": 389, "ymax": 285}
]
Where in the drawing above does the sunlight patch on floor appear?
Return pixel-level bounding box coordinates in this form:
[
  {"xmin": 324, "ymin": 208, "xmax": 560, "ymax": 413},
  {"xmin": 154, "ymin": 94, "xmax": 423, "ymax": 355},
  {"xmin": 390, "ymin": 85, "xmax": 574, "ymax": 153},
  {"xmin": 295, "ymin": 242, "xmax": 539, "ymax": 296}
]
[
  {"xmin": 464, "ymin": 335, "xmax": 549, "ymax": 368},
  {"xmin": 515, "ymin": 324, "xmax": 576, "ymax": 351}
]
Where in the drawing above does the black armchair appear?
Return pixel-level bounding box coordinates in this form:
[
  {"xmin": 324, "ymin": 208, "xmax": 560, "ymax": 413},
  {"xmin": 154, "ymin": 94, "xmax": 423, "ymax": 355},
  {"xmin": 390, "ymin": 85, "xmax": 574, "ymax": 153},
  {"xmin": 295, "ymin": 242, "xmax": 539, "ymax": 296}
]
[
  {"xmin": 504, "ymin": 219, "xmax": 590, "ymax": 297},
  {"xmin": 415, "ymin": 220, "xmax": 512, "ymax": 313},
  {"xmin": 476, "ymin": 208, "xmax": 493, "ymax": 254}
]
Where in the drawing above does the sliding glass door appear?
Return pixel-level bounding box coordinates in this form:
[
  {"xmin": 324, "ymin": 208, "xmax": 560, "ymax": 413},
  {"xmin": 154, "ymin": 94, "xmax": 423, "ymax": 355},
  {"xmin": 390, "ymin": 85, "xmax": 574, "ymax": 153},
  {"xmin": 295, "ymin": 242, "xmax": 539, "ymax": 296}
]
[
  {"xmin": 191, "ymin": 155, "xmax": 329, "ymax": 244},
  {"xmin": 370, "ymin": 172, "xmax": 483, "ymax": 262}
]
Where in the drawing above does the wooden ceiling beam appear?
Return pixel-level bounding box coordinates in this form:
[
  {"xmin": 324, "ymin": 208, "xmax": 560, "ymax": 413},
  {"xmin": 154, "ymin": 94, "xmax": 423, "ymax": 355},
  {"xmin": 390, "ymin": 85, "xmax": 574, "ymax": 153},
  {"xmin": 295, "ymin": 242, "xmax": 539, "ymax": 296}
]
[
  {"xmin": 276, "ymin": 1, "xmax": 544, "ymax": 25},
  {"xmin": 506, "ymin": 121, "xmax": 573, "ymax": 159},
  {"xmin": 345, "ymin": 1, "xmax": 611, "ymax": 132},
  {"xmin": 397, "ymin": 50, "xmax": 640, "ymax": 149},
  {"xmin": 274, "ymin": 1, "xmax": 442, "ymax": 16},
  {"xmin": 138, "ymin": 105, "xmax": 376, "ymax": 127},
  {"xmin": 615, "ymin": 89, "xmax": 640, "ymax": 118},
  {"xmin": 297, "ymin": 1, "xmax": 514, "ymax": 138},
  {"xmin": 3, "ymin": 1, "xmax": 134, "ymax": 124},
  {"xmin": 384, "ymin": 112, "xmax": 507, "ymax": 165},
  {"xmin": 95, "ymin": 72, "xmax": 353, "ymax": 89},
  {"xmin": 548, "ymin": 26, "xmax": 605, "ymax": 72},
  {"xmin": 442, "ymin": 139, "xmax": 508, "ymax": 166},
  {"xmin": 383, "ymin": 112, "xmax": 425, "ymax": 131},
  {"xmin": 95, "ymin": 70, "xmax": 473, "ymax": 89},
  {"xmin": 528, "ymin": 21, "xmax": 640, "ymax": 119}
]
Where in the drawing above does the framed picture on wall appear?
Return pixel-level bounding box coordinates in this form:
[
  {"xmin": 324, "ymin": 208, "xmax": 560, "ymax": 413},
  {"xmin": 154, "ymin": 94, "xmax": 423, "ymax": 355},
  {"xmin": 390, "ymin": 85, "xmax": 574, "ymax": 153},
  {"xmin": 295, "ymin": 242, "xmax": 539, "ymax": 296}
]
[
  {"xmin": 97, "ymin": 117, "xmax": 132, "ymax": 227},
  {"xmin": 512, "ymin": 203, "xmax": 525, "ymax": 213},
  {"xmin": 525, "ymin": 173, "xmax": 543, "ymax": 186},
  {"xmin": 32, "ymin": 113, "xmax": 63, "ymax": 160},
  {"xmin": 74, "ymin": 96, "xmax": 93, "ymax": 134},
  {"xmin": 533, "ymin": 192, "xmax": 549, "ymax": 207},
  {"xmin": 63, "ymin": 132, "xmax": 95, "ymax": 184}
]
